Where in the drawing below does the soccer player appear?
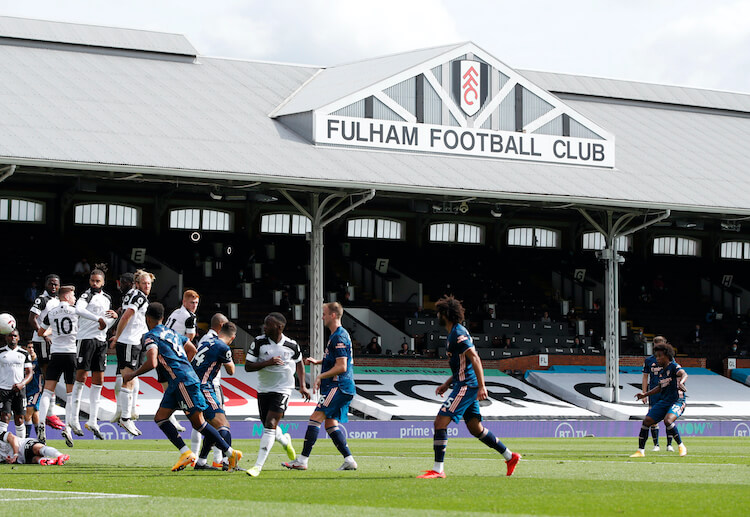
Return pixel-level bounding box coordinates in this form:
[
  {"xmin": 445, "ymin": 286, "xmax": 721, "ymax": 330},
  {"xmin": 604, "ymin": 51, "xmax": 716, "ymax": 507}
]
[
  {"xmin": 632, "ymin": 342, "xmax": 688, "ymax": 457},
  {"xmin": 109, "ymin": 269, "xmax": 154, "ymax": 436},
  {"xmin": 0, "ymin": 428, "xmax": 69, "ymax": 465},
  {"xmin": 27, "ymin": 273, "xmax": 64, "ymax": 431},
  {"xmin": 122, "ymin": 302, "xmax": 242, "ymax": 472},
  {"xmin": 0, "ymin": 329, "xmax": 34, "ymax": 439},
  {"xmin": 246, "ymin": 312, "xmax": 310, "ymax": 477},
  {"xmin": 37, "ymin": 285, "xmax": 100, "ymax": 447},
  {"xmin": 191, "ymin": 312, "xmax": 228, "ymax": 468},
  {"xmin": 283, "ymin": 302, "xmax": 357, "ymax": 472},
  {"xmin": 192, "ymin": 321, "xmax": 237, "ymax": 470},
  {"xmin": 417, "ymin": 296, "xmax": 521, "ymax": 479},
  {"xmin": 71, "ymin": 266, "xmax": 117, "ymax": 439},
  {"xmin": 641, "ymin": 336, "xmax": 673, "ymax": 452},
  {"xmin": 23, "ymin": 341, "xmax": 42, "ymax": 438}
]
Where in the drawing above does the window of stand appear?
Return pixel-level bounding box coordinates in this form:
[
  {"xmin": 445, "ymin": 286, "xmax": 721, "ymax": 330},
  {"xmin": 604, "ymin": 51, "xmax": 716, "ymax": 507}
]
[
  {"xmin": 720, "ymin": 241, "xmax": 750, "ymax": 260},
  {"xmin": 170, "ymin": 208, "xmax": 232, "ymax": 232},
  {"xmin": 75, "ymin": 203, "xmax": 139, "ymax": 227},
  {"xmin": 0, "ymin": 198, "xmax": 44, "ymax": 223},
  {"xmin": 429, "ymin": 222, "xmax": 483, "ymax": 244},
  {"xmin": 507, "ymin": 227, "xmax": 559, "ymax": 248},
  {"xmin": 260, "ymin": 213, "xmax": 311, "ymax": 235},
  {"xmin": 582, "ymin": 232, "xmax": 632, "ymax": 251},
  {"xmin": 347, "ymin": 218, "xmax": 404, "ymax": 240},
  {"xmin": 652, "ymin": 236, "xmax": 700, "ymax": 256}
]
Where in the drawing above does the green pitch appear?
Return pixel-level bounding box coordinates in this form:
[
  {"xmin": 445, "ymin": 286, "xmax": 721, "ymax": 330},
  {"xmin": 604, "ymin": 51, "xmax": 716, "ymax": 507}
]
[{"xmin": 1, "ymin": 437, "xmax": 748, "ymax": 516}]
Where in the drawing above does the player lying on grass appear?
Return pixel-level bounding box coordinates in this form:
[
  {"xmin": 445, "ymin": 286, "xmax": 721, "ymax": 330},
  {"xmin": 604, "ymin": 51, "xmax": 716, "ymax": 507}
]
[
  {"xmin": 632, "ymin": 342, "xmax": 688, "ymax": 458},
  {"xmin": 0, "ymin": 429, "xmax": 69, "ymax": 465},
  {"xmin": 417, "ymin": 295, "xmax": 521, "ymax": 479},
  {"xmin": 122, "ymin": 302, "xmax": 242, "ymax": 472}
]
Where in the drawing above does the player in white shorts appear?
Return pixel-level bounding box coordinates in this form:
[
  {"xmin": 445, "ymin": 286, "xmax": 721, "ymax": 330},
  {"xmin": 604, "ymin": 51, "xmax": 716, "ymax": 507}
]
[{"xmin": 71, "ymin": 266, "xmax": 117, "ymax": 439}]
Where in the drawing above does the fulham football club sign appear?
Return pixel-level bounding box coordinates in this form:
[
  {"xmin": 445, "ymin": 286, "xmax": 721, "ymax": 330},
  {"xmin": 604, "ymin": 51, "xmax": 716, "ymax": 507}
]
[{"xmin": 454, "ymin": 60, "xmax": 488, "ymax": 117}]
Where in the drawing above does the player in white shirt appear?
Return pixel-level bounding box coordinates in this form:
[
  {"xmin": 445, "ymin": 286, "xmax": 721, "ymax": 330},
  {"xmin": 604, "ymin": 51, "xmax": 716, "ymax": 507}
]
[
  {"xmin": 109, "ymin": 269, "xmax": 154, "ymax": 436},
  {"xmin": 0, "ymin": 329, "xmax": 34, "ymax": 439},
  {"xmin": 0, "ymin": 428, "xmax": 69, "ymax": 465},
  {"xmin": 70, "ymin": 266, "xmax": 117, "ymax": 439},
  {"xmin": 191, "ymin": 312, "xmax": 228, "ymax": 467},
  {"xmin": 245, "ymin": 312, "xmax": 310, "ymax": 477},
  {"xmin": 27, "ymin": 274, "xmax": 64, "ymax": 431},
  {"xmin": 37, "ymin": 286, "xmax": 99, "ymax": 447}
]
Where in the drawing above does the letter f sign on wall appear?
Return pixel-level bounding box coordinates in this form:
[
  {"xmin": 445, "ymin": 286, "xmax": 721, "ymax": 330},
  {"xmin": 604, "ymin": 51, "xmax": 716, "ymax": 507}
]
[{"xmin": 460, "ymin": 60, "xmax": 483, "ymax": 116}]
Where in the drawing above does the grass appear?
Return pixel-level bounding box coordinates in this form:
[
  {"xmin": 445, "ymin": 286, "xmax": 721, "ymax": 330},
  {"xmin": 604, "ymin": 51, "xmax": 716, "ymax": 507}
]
[{"xmin": 1, "ymin": 437, "xmax": 748, "ymax": 516}]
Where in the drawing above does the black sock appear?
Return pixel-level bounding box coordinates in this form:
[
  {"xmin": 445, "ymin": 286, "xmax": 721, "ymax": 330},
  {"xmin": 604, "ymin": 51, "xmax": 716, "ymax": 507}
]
[
  {"xmin": 666, "ymin": 423, "xmax": 682, "ymax": 445},
  {"xmin": 638, "ymin": 425, "xmax": 649, "ymax": 450},
  {"xmin": 650, "ymin": 425, "xmax": 659, "ymax": 446}
]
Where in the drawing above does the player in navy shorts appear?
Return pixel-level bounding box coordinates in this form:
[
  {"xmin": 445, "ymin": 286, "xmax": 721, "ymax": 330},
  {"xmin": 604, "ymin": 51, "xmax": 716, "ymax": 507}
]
[
  {"xmin": 283, "ymin": 302, "xmax": 357, "ymax": 471},
  {"xmin": 122, "ymin": 302, "xmax": 243, "ymax": 472},
  {"xmin": 632, "ymin": 342, "xmax": 688, "ymax": 457},
  {"xmin": 641, "ymin": 335, "xmax": 673, "ymax": 452},
  {"xmin": 417, "ymin": 296, "xmax": 521, "ymax": 479}
]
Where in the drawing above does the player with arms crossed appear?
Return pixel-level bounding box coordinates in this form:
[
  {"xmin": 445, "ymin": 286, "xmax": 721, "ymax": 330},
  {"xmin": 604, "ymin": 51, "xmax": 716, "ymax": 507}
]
[
  {"xmin": 0, "ymin": 329, "xmax": 34, "ymax": 439},
  {"xmin": 246, "ymin": 312, "xmax": 310, "ymax": 477},
  {"xmin": 632, "ymin": 342, "xmax": 688, "ymax": 457},
  {"xmin": 284, "ymin": 302, "xmax": 356, "ymax": 471},
  {"xmin": 109, "ymin": 269, "xmax": 154, "ymax": 436},
  {"xmin": 641, "ymin": 336, "xmax": 673, "ymax": 452},
  {"xmin": 122, "ymin": 303, "xmax": 242, "ymax": 471},
  {"xmin": 27, "ymin": 274, "xmax": 64, "ymax": 431},
  {"xmin": 191, "ymin": 321, "xmax": 238, "ymax": 470},
  {"xmin": 418, "ymin": 296, "xmax": 521, "ymax": 479},
  {"xmin": 70, "ymin": 266, "xmax": 117, "ymax": 439}
]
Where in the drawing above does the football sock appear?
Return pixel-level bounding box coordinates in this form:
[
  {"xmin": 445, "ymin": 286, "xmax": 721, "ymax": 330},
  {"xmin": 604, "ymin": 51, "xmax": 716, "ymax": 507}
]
[
  {"xmin": 113, "ymin": 374, "xmax": 122, "ymax": 398},
  {"xmin": 191, "ymin": 429, "xmax": 202, "ymax": 456},
  {"xmin": 65, "ymin": 392, "xmax": 73, "ymax": 427},
  {"xmin": 638, "ymin": 425, "xmax": 649, "ymax": 450},
  {"xmin": 199, "ymin": 435, "xmax": 212, "ymax": 460},
  {"xmin": 40, "ymin": 445, "xmax": 61, "ymax": 458},
  {"xmin": 667, "ymin": 434, "xmax": 673, "ymax": 446},
  {"xmin": 301, "ymin": 420, "xmax": 321, "ymax": 458},
  {"xmin": 650, "ymin": 425, "xmax": 659, "ymax": 446},
  {"xmin": 255, "ymin": 428, "xmax": 275, "ymax": 468},
  {"xmin": 119, "ymin": 388, "xmax": 132, "ymax": 419},
  {"xmin": 71, "ymin": 381, "xmax": 84, "ymax": 425},
  {"xmin": 39, "ymin": 389, "xmax": 54, "ymax": 423},
  {"xmin": 89, "ymin": 384, "xmax": 102, "ymax": 424},
  {"xmin": 16, "ymin": 422, "xmax": 26, "ymax": 439},
  {"xmin": 213, "ymin": 446, "xmax": 223, "ymax": 465},
  {"xmin": 275, "ymin": 426, "xmax": 289, "ymax": 446},
  {"xmin": 326, "ymin": 425, "xmax": 352, "ymax": 458},
  {"xmin": 198, "ymin": 421, "xmax": 230, "ymax": 453},
  {"xmin": 478, "ymin": 428, "xmax": 512, "ymax": 460},
  {"xmin": 666, "ymin": 423, "xmax": 683, "ymax": 445},
  {"xmin": 434, "ymin": 428, "xmax": 448, "ymax": 465},
  {"xmin": 218, "ymin": 426, "xmax": 231, "ymax": 446},
  {"xmin": 157, "ymin": 418, "xmax": 187, "ymax": 450},
  {"xmin": 25, "ymin": 423, "xmax": 32, "ymax": 437},
  {"xmin": 131, "ymin": 377, "xmax": 140, "ymax": 416},
  {"xmin": 46, "ymin": 391, "xmax": 55, "ymax": 418}
]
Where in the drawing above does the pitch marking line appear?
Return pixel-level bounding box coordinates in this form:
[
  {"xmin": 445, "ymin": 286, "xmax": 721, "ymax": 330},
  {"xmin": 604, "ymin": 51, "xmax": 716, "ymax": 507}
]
[{"xmin": 0, "ymin": 488, "xmax": 146, "ymax": 501}]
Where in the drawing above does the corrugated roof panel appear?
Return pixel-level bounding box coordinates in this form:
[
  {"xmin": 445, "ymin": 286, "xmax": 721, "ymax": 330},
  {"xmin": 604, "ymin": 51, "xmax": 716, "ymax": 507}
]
[{"xmin": 0, "ymin": 16, "xmax": 196, "ymax": 56}]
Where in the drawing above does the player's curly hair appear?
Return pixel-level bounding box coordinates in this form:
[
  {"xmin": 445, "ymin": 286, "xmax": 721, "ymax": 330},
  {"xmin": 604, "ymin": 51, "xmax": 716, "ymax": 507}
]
[
  {"xmin": 653, "ymin": 342, "xmax": 674, "ymax": 359},
  {"xmin": 435, "ymin": 295, "xmax": 465, "ymax": 325},
  {"xmin": 91, "ymin": 263, "xmax": 108, "ymax": 277}
]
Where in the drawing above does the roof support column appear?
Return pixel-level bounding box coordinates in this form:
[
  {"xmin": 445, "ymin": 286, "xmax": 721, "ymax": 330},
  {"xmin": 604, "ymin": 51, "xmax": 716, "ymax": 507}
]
[{"xmin": 280, "ymin": 189, "xmax": 375, "ymax": 383}]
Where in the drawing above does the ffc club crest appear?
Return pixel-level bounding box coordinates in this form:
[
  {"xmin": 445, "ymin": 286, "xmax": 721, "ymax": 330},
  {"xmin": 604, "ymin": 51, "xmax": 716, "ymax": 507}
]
[{"xmin": 454, "ymin": 60, "xmax": 488, "ymax": 117}]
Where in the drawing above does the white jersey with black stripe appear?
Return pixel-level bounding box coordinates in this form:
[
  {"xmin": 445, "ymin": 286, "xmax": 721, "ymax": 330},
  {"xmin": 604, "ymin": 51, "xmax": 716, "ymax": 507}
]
[
  {"xmin": 76, "ymin": 288, "xmax": 114, "ymax": 341},
  {"xmin": 165, "ymin": 306, "xmax": 197, "ymax": 338},
  {"xmin": 246, "ymin": 333, "xmax": 301, "ymax": 395},
  {"xmin": 40, "ymin": 302, "xmax": 79, "ymax": 354},
  {"xmin": 29, "ymin": 291, "xmax": 59, "ymax": 343},
  {"xmin": 118, "ymin": 288, "xmax": 148, "ymax": 345}
]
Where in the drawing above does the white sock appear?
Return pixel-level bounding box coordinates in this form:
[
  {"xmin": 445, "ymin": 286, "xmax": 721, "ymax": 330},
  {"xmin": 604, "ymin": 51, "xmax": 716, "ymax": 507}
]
[
  {"xmin": 40, "ymin": 445, "xmax": 61, "ymax": 458},
  {"xmin": 46, "ymin": 390, "xmax": 55, "ymax": 418},
  {"xmin": 299, "ymin": 454, "xmax": 309, "ymax": 465},
  {"xmin": 131, "ymin": 377, "xmax": 139, "ymax": 415},
  {"xmin": 113, "ymin": 374, "xmax": 122, "ymax": 398},
  {"xmin": 169, "ymin": 414, "xmax": 181, "ymax": 428},
  {"xmin": 275, "ymin": 427, "xmax": 289, "ymax": 446},
  {"xmin": 212, "ymin": 446, "xmax": 222, "ymax": 464},
  {"xmin": 71, "ymin": 381, "xmax": 85, "ymax": 426},
  {"xmin": 89, "ymin": 384, "xmax": 103, "ymax": 424},
  {"xmin": 255, "ymin": 428, "xmax": 275, "ymax": 468},
  {"xmin": 195, "ymin": 457, "xmax": 207, "ymax": 466},
  {"xmin": 119, "ymin": 388, "xmax": 132, "ymax": 419},
  {"xmin": 39, "ymin": 389, "xmax": 54, "ymax": 424},
  {"xmin": 434, "ymin": 461, "xmax": 444, "ymax": 473},
  {"xmin": 0, "ymin": 422, "xmax": 7, "ymax": 433},
  {"xmin": 502, "ymin": 449, "xmax": 513, "ymax": 461},
  {"xmin": 344, "ymin": 454, "xmax": 354, "ymax": 463},
  {"xmin": 16, "ymin": 422, "xmax": 26, "ymax": 439},
  {"xmin": 65, "ymin": 392, "xmax": 73, "ymax": 427},
  {"xmin": 179, "ymin": 445, "xmax": 189, "ymax": 455},
  {"xmin": 191, "ymin": 429, "xmax": 202, "ymax": 456}
]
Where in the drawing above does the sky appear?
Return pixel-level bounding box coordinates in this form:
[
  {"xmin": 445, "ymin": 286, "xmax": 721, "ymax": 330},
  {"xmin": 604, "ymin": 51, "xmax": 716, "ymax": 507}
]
[{"xmin": 2, "ymin": 0, "xmax": 750, "ymax": 93}]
